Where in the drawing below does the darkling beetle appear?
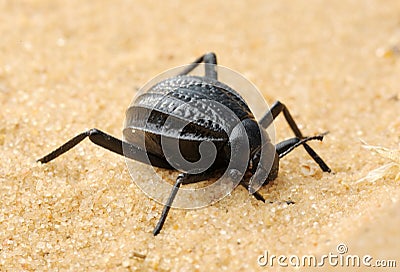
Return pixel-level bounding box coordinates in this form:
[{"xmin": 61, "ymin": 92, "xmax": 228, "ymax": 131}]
[{"xmin": 38, "ymin": 53, "xmax": 331, "ymax": 236}]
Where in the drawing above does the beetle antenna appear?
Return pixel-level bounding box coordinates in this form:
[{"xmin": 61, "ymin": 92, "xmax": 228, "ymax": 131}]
[{"xmin": 277, "ymin": 132, "xmax": 328, "ymax": 159}]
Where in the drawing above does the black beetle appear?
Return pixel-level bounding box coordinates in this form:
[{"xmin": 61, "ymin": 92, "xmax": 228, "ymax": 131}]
[{"xmin": 38, "ymin": 53, "xmax": 331, "ymax": 235}]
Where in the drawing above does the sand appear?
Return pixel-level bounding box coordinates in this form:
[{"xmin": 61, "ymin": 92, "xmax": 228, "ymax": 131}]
[{"xmin": 1, "ymin": 0, "xmax": 399, "ymax": 271}]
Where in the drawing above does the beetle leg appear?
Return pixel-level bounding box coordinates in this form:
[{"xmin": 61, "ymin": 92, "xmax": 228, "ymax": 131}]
[
  {"xmin": 153, "ymin": 171, "xmax": 221, "ymax": 236},
  {"xmin": 241, "ymin": 181, "xmax": 294, "ymax": 204},
  {"xmin": 258, "ymin": 101, "xmax": 331, "ymax": 172},
  {"xmin": 240, "ymin": 181, "xmax": 266, "ymax": 202},
  {"xmin": 259, "ymin": 101, "xmax": 302, "ymax": 136},
  {"xmin": 37, "ymin": 128, "xmax": 171, "ymax": 169},
  {"xmin": 178, "ymin": 52, "xmax": 218, "ymax": 79}
]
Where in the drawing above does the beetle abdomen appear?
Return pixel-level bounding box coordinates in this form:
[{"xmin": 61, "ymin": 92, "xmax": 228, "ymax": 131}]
[
  {"xmin": 123, "ymin": 75, "xmax": 256, "ymax": 167},
  {"xmin": 125, "ymin": 75, "xmax": 255, "ymax": 137}
]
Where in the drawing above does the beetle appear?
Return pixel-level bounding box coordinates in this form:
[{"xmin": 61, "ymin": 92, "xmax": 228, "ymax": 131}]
[{"xmin": 38, "ymin": 52, "xmax": 331, "ymax": 235}]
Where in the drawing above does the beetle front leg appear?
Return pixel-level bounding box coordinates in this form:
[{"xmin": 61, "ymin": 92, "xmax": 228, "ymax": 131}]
[{"xmin": 258, "ymin": 101, "xmax": 331, "ymax": 173}]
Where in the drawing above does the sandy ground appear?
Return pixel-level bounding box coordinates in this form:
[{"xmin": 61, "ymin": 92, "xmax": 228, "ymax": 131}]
[{"xmin": 1, "ymin": 0, "xmax": 400, "ymax": 271}]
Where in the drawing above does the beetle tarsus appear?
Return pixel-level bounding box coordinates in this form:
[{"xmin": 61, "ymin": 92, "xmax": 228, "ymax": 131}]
[
  {"xmin": 153, "ymin": 176, "xmax": 184, "ymax": 236},
  {"xmin": 37, "ymin": 131, "xmax": 90, "ymax": 163}
]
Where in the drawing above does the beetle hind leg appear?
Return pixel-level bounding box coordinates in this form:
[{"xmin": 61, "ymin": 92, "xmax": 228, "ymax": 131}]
[
  {"xmin": 178, "ymin": 52, "xmax": 218, "ymax": 79},
  {"xmin": 37, "ymin": 128, "xmax": 171, "ymax": 168}
]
